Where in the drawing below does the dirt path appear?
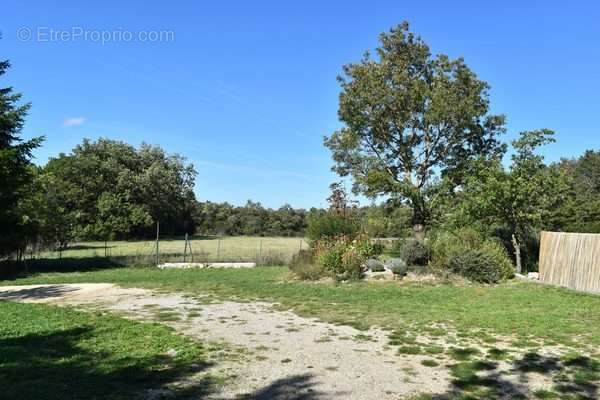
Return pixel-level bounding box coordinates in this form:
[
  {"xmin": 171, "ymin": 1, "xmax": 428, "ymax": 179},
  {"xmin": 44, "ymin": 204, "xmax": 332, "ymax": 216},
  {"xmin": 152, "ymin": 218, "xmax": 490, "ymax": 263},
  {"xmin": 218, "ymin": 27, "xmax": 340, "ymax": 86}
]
[{"xmin": 0, "ymin": 283, "xmax": 450, "ymax": 399}]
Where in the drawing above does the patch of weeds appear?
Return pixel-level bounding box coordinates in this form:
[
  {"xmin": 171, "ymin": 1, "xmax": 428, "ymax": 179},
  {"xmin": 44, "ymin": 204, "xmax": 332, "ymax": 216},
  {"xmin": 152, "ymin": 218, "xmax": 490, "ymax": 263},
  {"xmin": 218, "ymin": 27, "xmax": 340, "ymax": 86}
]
[
  {"xmin": 448, "ymin": 347, "xmax": 481, "ymax": 361},
  {"xmin": 512, "ymin": 337, "xmax": 540, "ymax": 348},
  {"xmin": 345, "ymin": 320, "xmax": 370, "ymax": 331},
  {"xmin": 314, "ymin": 336, "xmax": 332, "ymax": 343},
  {"xmin": 255, "ymin": 355, "xmax": 269, "ymax": 361},
  {"xmin": 285, "ymin": 327, "xmax": 300, "ymax": 333},
  {"xmin": 479, "ymin": 335, "xmax": 498, "ymax": 344},
  {"xmin": 487, "ymin": 347, "xmax": 510, "ymax": 360},
  {"xmin": 154, "ymin": 310, "xmax": 182, "ymax": 322},
  {"xmin": 421, "ymin": 359, "xmax": 439, "ymax": 367},
  {"xmin": 423, "ymin": 345, "xmax": 445, "ymax": 355},
  {"xmin": 281, "ymin": 358, "xmax": 292, "ymax": 363},
  {"xmin": 533, "ymin": 389, "xmax": 560, "ymax": 399},
  {"xmin": 324, "ymin": 366, "xmax": 338, "ymax": 371},
  {"xmin": 187, "ymin": 311, "xmax": 201, "ymax": 318},
  {"xmin": 397, "ymin": 345, "xmax": 422, "ymax": 355},
  {"xmin": 423, "ymin": 326, "xmax": 447, "ymax": 337},
  {"xmin": 449, "ymin": 360, "xmax": 501, "ymax": 393},
  {"xmin": 388, "ymin": 330, "xmax": 417, "ymax": 346},
  {"xmin": 353, "ymin": 333, "xmax": 375, "ymax": 342}
]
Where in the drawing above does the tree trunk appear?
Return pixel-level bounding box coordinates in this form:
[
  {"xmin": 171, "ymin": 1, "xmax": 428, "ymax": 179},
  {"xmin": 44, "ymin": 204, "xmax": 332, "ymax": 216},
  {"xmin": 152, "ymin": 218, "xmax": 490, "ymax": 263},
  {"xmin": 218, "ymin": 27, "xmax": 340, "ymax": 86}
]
[
  {"xmin": 411, "ymin": 197, "xmax": 428, "ymax": 243},
  {"xmin": 511, "ymin": 234, "xmax": 522, "ymax": 274},
  {"xmin": 412, "ymin": 223, "xmax": 426, "ymax": 243}
]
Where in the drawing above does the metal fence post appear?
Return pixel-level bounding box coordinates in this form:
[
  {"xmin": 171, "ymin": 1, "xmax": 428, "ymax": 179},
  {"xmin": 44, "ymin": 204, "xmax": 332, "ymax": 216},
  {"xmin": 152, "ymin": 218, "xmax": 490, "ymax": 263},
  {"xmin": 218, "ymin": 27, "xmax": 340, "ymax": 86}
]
[
  {"xmin": 216, "ymin": 238, "xmax": 221, "ymax": 261},
  {"xmin": 155, "ymin": 221, "xmax": 160, "ymax": 266},
  {"xmin": 183, "ymin": 233, "xmax": 188, "ymax": 262}
]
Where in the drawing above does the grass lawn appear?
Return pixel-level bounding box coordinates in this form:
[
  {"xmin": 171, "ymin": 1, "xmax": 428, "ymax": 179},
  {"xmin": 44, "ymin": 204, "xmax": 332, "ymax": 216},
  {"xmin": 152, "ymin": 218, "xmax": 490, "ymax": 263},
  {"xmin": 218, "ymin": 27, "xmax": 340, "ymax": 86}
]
[
  {"xmin": 0, "ymin": 300, "xmax": 222, "ymax": 399},
  {"xmin": 5, "ymin": 266, "xmax": 600, "ymax": 350},
  {"xmin": 3, "ymin": 266, "xmax": 600, "ymax": 399},
  {"xmin": 35, "ymin": 236, "xmax": 307, "ymax": 263}
]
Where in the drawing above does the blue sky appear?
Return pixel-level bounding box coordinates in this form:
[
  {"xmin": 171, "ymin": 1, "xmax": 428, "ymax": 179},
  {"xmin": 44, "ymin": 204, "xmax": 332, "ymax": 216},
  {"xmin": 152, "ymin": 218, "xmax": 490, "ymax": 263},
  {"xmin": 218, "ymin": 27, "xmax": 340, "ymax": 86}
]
[{"xmin": 2, "ymin": 1, "xmax": 600, "ymax": 208}]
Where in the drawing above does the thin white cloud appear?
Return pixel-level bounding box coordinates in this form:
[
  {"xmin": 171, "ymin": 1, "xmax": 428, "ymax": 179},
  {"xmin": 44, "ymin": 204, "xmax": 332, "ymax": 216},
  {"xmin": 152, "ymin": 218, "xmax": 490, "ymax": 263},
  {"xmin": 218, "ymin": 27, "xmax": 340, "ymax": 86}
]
[{"xmin": 62, "ymin": 117, "xmax": 86, "ymax": 127}]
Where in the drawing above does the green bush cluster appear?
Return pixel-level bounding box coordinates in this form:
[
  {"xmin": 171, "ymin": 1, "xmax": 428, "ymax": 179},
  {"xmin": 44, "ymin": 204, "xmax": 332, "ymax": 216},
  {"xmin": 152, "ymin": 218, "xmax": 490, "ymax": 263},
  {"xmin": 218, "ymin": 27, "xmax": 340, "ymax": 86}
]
[
  {"xmin": 391, "ymin": 239, "xmax": 430, "ymax": 266},
  {"xmin": 309, "ymin": 234, "xmax": 376, "ymax": 281},
  {"xmin": 305, "ymin": 213, "xmax": 360, "ymax": 241},
  {"xmin": 429, "ymin": 228, "xmax": 514, "ymax": 283},
  {"xmin": 288, "ymin": 249, "xmax": 324, "ymax": 280}
]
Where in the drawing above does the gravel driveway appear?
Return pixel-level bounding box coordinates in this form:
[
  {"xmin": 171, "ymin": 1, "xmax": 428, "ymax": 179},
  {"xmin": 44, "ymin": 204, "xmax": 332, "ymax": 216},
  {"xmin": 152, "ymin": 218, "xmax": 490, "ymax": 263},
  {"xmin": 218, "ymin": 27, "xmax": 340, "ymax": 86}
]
[{"xmin": 0, "ymin": 283, "xmax": 450, "ymax": 399}]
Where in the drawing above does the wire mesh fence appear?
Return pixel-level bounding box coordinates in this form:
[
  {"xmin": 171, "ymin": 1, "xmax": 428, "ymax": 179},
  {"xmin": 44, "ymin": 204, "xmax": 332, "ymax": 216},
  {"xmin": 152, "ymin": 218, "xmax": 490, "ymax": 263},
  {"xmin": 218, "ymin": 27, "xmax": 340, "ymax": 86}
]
[{"xmin": 29, "ymin": 236, "xmax": 308, "ymax": 266}]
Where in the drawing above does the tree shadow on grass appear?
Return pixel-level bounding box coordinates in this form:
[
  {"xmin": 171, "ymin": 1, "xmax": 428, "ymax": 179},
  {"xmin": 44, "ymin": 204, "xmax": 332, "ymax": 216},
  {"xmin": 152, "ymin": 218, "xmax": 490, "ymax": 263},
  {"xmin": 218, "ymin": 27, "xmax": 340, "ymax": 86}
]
[
  {"xmin": 0, "ymin": 256, "xmax": 141, "ymax": 280},
  {"xmin": 234, "ymin": 374, "xmax": 330, "ymax": 400},
  {"xmin": 0, "ymin": 284, "xmax": 79, "ymax": 301},
  {"xmin": 0, "ymin": 327, "xmax": 217, "ymax": 400},
  {"xmin": 424, "ymin": 351, "xmax": 599, "ymax": 399}
]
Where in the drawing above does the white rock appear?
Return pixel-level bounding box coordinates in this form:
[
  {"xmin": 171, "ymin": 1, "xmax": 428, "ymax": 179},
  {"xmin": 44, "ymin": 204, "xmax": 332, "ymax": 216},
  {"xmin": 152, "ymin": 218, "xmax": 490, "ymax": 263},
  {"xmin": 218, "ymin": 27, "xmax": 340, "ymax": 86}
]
[{"xmin": 527, "ymin": 272, "xmax": 540, "ymax": 280}]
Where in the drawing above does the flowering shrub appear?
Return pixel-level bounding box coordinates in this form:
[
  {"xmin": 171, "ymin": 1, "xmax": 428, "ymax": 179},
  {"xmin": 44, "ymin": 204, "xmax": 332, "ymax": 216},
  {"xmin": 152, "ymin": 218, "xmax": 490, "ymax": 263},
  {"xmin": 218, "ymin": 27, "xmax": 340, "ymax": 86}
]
[{"xmin": 311, "ymin": 234, "xmax": 374, "ymax": 281}]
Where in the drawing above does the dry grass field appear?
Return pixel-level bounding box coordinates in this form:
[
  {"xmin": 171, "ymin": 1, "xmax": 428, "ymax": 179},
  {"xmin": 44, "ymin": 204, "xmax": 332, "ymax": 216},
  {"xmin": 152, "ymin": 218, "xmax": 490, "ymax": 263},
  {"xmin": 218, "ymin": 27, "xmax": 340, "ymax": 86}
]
[{"xmin": 37, "ymin": 236, "xmax": 308, "ymax": 263}]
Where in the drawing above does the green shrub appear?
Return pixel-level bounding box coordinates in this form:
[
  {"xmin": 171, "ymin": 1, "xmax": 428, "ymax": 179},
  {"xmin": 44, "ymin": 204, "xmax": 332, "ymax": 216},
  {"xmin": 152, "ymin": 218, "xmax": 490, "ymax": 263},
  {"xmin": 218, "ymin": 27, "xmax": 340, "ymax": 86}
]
[
  {"xmin": 289, "ymin": 249, "xmax": 325, "ymax": 280},
  {"xmin": 450, "ymin": 249, "xmax": 502, "ymax": 283},
  {"xmin": 340, "ymin": 247, "xmax": 365, "ymax": 280},
  {"xmin": 391, "ymin": 239, "xmax": 430, "ymax": 266},
  {"xmin": 305, "ymin": 213, "xmax": 360, "ymax": 241},
  {"xmin": 429, "ymin": 228, "xmax": 514, "ymax": 283},
  {"xmin": 312, "ymin": 235, "xmax": 369, "ymax": 281},
  {"xmin": 314, "ymin": 239, "xmax": 347, "ymax": 276}
]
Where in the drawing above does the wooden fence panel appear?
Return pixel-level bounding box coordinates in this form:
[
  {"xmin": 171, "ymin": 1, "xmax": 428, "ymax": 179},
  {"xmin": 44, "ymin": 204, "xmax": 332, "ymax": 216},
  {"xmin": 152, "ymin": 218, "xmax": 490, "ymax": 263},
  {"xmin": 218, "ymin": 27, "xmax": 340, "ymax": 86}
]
[{"xmin": 539, "ymin": 231, "xmax": 600, "ymax": 294}]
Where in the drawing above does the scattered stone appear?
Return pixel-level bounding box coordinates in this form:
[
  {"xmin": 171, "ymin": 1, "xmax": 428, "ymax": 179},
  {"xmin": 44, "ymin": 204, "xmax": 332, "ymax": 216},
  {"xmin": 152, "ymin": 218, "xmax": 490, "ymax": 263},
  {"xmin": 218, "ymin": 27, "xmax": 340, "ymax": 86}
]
[
  {"xmin": 528, "ymin": 272, "xmax": 540, "ymax": 280},
  {"xmin": 364, "ymin": 269, "xmax": 395, "ymax": 281},
  {"xmin": 386, "ymin": 258, "xmax": 408, "ymax": 277},
  {"xmin": 365, "ymin": 259, "xmax": 385, "ymax": 272}
]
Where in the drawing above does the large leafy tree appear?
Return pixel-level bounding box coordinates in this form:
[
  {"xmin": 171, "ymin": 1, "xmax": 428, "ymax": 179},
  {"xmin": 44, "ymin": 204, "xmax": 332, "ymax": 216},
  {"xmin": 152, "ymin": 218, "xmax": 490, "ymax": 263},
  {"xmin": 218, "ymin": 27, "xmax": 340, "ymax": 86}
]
[
  {"xmin": 458, "ymin": 130, "xmax": 569, "ymax": 272},
  {"xmin": 42, "ymin": 138, "xmax": 197, "ymax": 241},
  {"xmin": 0, "ymin": 60, "xmax": 43, "ymax": 257},
  {"xmin": 325, "ymin": 22, "xmax": 506, "ymax": 239}
]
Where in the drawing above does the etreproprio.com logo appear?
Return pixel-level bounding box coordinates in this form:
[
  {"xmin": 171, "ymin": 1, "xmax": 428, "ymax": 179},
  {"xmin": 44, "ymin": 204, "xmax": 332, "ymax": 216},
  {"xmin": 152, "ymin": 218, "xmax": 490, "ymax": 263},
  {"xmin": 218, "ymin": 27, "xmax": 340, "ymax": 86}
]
[{"xmin": 13, "ymin": 26, "xmax": 175, "ymax": 44}]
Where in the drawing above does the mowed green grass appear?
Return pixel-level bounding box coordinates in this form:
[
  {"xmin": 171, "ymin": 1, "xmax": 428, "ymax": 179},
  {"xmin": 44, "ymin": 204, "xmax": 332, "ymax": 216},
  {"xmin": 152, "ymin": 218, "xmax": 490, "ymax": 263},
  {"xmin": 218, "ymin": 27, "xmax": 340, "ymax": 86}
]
[
  {"xmin": 5, "ymin": 267, "xmax": 600, "ymax": 350},
  {"xmin": 38, "ymin": 236, "xmax": 307, "ymax": 262},
  {"xmin": 0, "ymin": 300, "xmax": 218, "ymax": 399}
]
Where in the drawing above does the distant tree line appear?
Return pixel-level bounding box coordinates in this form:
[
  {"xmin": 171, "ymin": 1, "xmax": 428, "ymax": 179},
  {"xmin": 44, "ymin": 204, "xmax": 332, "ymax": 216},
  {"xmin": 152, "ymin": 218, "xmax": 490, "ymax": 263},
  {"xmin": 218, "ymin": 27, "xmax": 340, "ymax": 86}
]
[
  {"xmin": 195, "ymin": 201, "xmax": 308, "ymax": 237},
  {"xmin": 194, "ymin": 199, "xmax": 414, "ymax": 238}
]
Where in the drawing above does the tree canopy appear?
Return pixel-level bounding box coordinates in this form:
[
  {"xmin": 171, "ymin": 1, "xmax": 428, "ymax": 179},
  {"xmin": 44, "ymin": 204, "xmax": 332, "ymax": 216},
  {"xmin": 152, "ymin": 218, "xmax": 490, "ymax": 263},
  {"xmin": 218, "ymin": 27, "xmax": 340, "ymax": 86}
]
[
  {"xmin": 41, "ymin": 138, "xmax": 197, "ymax": 242},
  {"xmin": 455, "ymin": 130, "xmax": 569, "ymax": 271},
  {"xmin": 0, "ymin": 60, "xmax": 43, "ymax": 257},
  {"xmin": 325, "ymin": 22, "xmax": 506, "ymax": 239}
]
